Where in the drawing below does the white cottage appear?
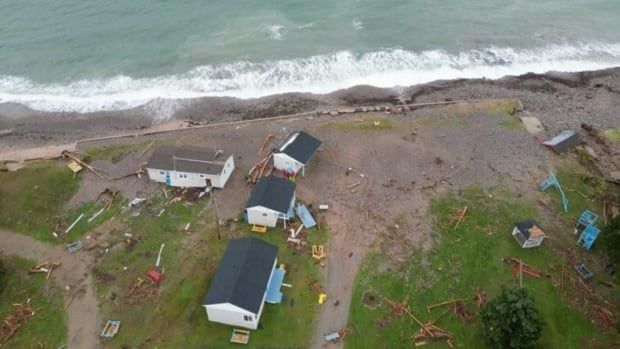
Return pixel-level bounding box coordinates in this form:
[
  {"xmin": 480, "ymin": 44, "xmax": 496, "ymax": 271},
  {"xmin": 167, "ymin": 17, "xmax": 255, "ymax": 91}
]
[
  {"xmin": 203, "ymin": 237, "xmax": 283, "ymax": 330},
  {"xmin": 272, "ymin": 131, "xmax": 321, "ymax": 176},
  {"xmin": 512, "ymin": 220, "xmax": 547, "ymax": 248},
  {"xmin": 145, "ymin": 145, "xmax": 235, "ymax": 188},
  {"xmin": 245, "ymin": 176, "xmax": 296, "ymax": 228}
]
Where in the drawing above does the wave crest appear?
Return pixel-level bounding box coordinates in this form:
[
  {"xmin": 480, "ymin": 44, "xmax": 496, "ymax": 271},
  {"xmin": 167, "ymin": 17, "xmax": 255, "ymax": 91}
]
[{"xmin": 1, "ymin": 42, "xmax": 620, "ymax": 114}]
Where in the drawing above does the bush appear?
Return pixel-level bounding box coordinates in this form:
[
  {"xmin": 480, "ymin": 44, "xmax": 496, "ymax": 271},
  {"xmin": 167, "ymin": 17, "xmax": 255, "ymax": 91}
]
[
  {"xmin": 601, "ymin": 215, "xmax": 620, "ymax": 263},
  {"xmin": 481, "ymin": 287, "xmax": 543, "ymax": 349}
]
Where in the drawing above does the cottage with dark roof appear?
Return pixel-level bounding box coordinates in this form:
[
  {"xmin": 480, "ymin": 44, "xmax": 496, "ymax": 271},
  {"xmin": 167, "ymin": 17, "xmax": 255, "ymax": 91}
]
[
  {"xmin": 273, "ymin": 131, "xmax": 321, "ymax": 176},
  {"xmin": 245, "ymin": 176, "xmax": 296, "ymax": 228},
  {"xmin": 512, "ymin": 220, "xmax": 547, "ymax": 248},
  {"xmin": 203, "ymin": 237, "xmax": 285, "ymax": 329},
  {"xmin": 145, "ymin": 145, "xmax": 235, "ymax": 188}
]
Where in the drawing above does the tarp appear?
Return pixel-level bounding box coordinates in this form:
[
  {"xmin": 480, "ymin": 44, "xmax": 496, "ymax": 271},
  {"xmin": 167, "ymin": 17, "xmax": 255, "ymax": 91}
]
[
  {"xmin": 296, "ymin": 204, "xmax": 316, "ymax": 228},
  {"xmin": 265, "ymin": 268, "xmax": 285, "ymax": 304}
]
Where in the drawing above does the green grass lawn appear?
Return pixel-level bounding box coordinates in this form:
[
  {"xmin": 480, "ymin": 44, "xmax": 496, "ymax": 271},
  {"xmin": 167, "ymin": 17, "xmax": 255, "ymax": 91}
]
[
  {"xmin": 0, "ymin": 255, "xmax": 66, "ymax": 348},
  {"xmin": 604, "ymin": 128, "xmax": 620, "ymax": 145},
  {"xmin": 346, "ymin": 187, "xmax": 607, "ymax": 349},
  {"xmin": 324, "ymin": 116, "xmax": 396, "ymax": 131},
  {"xmin": 93, "ymin": 193, "xmax": 327, "ymax": 348},
  {"xmin": 0, "ymin": 161, "xmax": 80, "ymax": 242}
]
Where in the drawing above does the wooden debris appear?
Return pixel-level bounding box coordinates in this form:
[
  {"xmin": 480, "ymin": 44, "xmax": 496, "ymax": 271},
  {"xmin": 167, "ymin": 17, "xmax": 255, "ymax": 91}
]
[
  {"xmin": 0, "ymin": 304, "xmax": 34, "ymax": 344},
  {"xmin": 65, "ymin": 214, "xmax": 85, "ymax": 234},
  {"xmin": 452, "ymin": 301, "xmax": 474, "ymax": 324},
  {"xmin": 503, "ymin": 257, "xmax": 550, "ymax": 279},
  {"xmin": 426, "ymin": 298, "xmax": 465, "ymax": 313},
  {"xmin": 411, "ymin": 323, "xmax": 455, "ymax": 348},
  {"xmin": 62, "ymin": 151, "xmax": 105, "ymax": 179},
  {"xmin": 111, "ymin": 167, "xmax": 144, "ymax": 180},
  {"xmin": 137, "ymin": 141, "xmax": 154, "ymax": 158},
  {"xmin": 594, "ymin": 305, "xmax": 614, "ymax": 327},
  {"xmin": 473, "ymin": 289, "xmax": 487, "ymax": 309},
  {"xmin": 258, "ymin": 132, "xmax": 274, "ymax": 156},
  {"xmin": 29, "ymin": 262, "xmax": 61, "ymax": 279},
  {"xmin": 247, "ymin": 153, "xmax": 274, "ymax": 184},
  {"xmin": 124, "ymin": 277, "xmax": 158, "ymax": 305},
  {"xmin": 346, "ymin": 180, "xmax": 362, "ymax": 189},
  {"xmin": 450, "ymin": 206, "xmax": 468, "ymax": 230}
]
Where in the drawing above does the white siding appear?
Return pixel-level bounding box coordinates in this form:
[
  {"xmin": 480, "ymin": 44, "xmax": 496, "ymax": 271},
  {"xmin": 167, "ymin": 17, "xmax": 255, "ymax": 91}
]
[
  {"xmin": 146, "ymin": 162, "xmax": 236, "ymax": 189},
  {"xmin": 273, "ymin": 153, "xmax": 303, "ymax": 173},
  {"xmin": 246, "ymin": 206, "xmax": 279, "ymax": 227},
  {"xmin": 204, "ymin": 303, "xmax": 258, "ymax": 330}
]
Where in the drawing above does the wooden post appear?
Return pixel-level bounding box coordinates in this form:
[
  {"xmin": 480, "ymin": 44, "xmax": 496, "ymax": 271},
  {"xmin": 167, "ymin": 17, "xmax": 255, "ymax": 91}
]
[{"xmin": 519, "ymin": 260, "xmax": 523, "ymax": 288}]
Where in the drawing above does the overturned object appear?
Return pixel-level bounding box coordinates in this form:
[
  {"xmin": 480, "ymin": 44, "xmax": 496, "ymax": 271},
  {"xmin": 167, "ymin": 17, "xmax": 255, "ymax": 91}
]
[
  {"xmin": 512, "ymin": 220, "xmax": 547, "ymax": 248},
  {"xmin": 100, "ymin": 320, "xmax": 121, "ymax": 339},
  {"xmin": 541, "ymin": 130, "xmax": 580, "ymax": 153}
]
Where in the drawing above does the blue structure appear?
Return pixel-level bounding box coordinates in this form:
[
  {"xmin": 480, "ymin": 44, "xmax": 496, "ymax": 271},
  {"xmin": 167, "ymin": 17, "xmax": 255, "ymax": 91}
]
[
  {"xmin": 265, "ymin": 267, "xmax": 286, "ymax": 304},
  {"xmin": 577, "ymin": 224, "xmax": 601, "ymax": 250},
  {"xmin": 539, "ymin": 172, "xmax": 568, "ymax": 213},
  {"xmin": 576, "ymin": 210, "xmax": 598, "ymax": 228},
  {"xmin": 296, "ymin": 204, "xmax": 317, "ymax": 229}
]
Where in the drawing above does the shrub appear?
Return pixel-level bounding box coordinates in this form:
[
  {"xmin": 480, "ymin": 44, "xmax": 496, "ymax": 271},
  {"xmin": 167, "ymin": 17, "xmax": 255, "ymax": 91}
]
[{"xmin": 481, "ymin": 287, "xmax": 543, "ymax": 349}]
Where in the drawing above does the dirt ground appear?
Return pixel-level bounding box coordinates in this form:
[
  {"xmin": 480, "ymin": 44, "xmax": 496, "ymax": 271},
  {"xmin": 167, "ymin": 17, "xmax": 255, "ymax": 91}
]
[
  {"xmin": 67, "ymin": 102, "xmax": 573, "ymax": 348},
  {"xmin": 0, "ymin": 229, "xmax": 100, "ymax": 349}
]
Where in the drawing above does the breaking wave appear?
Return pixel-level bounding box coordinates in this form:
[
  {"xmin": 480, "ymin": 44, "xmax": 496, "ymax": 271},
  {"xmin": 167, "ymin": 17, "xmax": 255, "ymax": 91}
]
[{"xmin": 1, "ymin": 42, "xmax": 620, "ymax": 114}]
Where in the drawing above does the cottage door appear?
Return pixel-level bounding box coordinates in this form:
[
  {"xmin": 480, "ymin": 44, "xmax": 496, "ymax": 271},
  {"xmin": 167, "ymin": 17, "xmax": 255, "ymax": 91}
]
[{"xmin": 165, "ymin": 172, "xmax": 171, "ymax": 186}]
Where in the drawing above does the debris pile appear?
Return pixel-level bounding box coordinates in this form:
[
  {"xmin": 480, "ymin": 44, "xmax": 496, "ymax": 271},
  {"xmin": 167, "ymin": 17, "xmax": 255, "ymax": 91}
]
[
  {"xmin": 594, "ymin": 305, "xmax": 614, "ymax": 328},
  {"xmin": 452, "ymin": 301, "xmax": 474, "ymax": 324},
  {"xmin": 503, "ymin": 257, "xmax": 550, "ymax": 279},
  {"xmin": 247, "ymin": 153, "xmax": 274, "ymax": 184},
  {"xmin": 473, "ymin": 289, "xmax": 487, "ymax": 309},
  {"xmin": 28, "ymin": 261, "xmax": 61, "ymax": 279},
  {"xmin": 450, "ymin": 206, "xmax": 468, "ymax": 230},
  {"xmin": 411, "ymin": 322, "xmax": 455, "ymax": 348},
  {"xmin": 0, "ymin": 304, "xmax": 34, "ymax": 344},
  {"xmin": 124, "ymin": 277, "xmax": 159, "ymax": 305}
]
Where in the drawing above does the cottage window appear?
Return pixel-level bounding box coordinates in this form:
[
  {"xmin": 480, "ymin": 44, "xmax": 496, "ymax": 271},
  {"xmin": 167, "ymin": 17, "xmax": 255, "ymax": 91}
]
[
  {"xmin": 243, "ymin": 315, "xmax": 252, "ymax": 322},
  {"xmin": 179, "ymin": 173, "xmax": 188, "ymax": 179},
  {"xmin": 159, "ymin": 171, "xmax": 165, "ymax": 175},
  {"xmin": 199, "ymin": 174, "xmax": 205, "ymax": 178},
  {"xmin": 262, "ymin": 213, "xmax": 268, "ymax": 217}
]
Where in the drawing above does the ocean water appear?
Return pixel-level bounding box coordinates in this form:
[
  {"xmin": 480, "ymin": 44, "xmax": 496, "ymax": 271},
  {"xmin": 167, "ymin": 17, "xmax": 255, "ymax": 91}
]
[{"xmin": 1, "ymin": 0, "xmax": 620, "ymax": 114}]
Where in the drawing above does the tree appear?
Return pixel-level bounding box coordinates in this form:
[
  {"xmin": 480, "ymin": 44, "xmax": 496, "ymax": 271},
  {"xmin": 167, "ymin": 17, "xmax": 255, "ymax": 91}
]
[
  {"xmin": 481, "ymin": 287, "xmax": 543, "ymax": 349},
  {"xmin": 600, "ymin": 214, "xmax": 620, "ymax": 263}
]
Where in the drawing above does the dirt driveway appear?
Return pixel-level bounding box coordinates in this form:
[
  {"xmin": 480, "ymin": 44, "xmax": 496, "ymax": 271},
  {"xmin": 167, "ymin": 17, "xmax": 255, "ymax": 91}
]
[{"xmin": 0, "ymin": 229, "xmax": 100, "ymax": 349}]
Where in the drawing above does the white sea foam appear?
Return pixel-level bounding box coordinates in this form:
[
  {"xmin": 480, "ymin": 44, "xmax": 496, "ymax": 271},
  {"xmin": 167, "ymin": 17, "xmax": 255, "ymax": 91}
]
[
  {"xmin": 351, "ymin": 18, "xmax": 364, "ymax": 31},
  {"xmin": 1, "ymin": 43, "xmax": 620, "ymax": 115},
  {"xmin": 265, "ymin": 25, "xmax": 285, "ymax": 40}
]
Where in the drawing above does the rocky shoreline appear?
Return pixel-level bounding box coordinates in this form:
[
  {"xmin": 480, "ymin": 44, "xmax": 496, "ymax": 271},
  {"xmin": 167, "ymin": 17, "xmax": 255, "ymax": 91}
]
[{"xmin": 1, "ymin": 67, "xmax": 619, "ymax": 150}]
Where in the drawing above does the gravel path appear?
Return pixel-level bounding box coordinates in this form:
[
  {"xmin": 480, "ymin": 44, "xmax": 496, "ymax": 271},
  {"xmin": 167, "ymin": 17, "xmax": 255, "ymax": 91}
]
[{"xmin": 0, "ymin": 229, "xmax": 100, "ymax": 349}]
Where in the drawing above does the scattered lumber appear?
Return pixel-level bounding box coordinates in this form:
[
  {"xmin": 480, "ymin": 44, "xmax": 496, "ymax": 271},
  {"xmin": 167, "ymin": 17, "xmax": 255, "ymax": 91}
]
[
  {"xmin": 29, "ymin": 262, "xmax": 61, "ymax": 279},
  {"xmin": 125, "ymin": 277, "xmax": 158, "ymax": 305},
  {"xmin": 61, "ymin": 151, "xmax": 105, "ymax": 179},
  {"xmin": 502, "ymin": 257, "xmax": 550, "ymax": 279},
  {"xmin": 137, "ymin": 141, "xmax": 154, "ymax": 158},
  {"xmin": 346, "ymin": 180, "xmax": 362, "ymax": 189},
  {"xmin": 594, "ymin": 305, "xmax": 614, "ymax": 327},
  {"xmin": 247, "ymin": 153, "xmax": 274, "ymax": 184},
  {"xmin": 258, "ymin": 132, "xmax": 274, "ymax": 156},
  {"xmin": 426, "ymin": 298, "xmax": 465, "ymax": 313},
  {"xmin": 0, "ymin": 304, "xmax": 34, "ymax": 344},
  {"xmin": 450, "ymin": 206, "xmax": 468, "ymax": 230},
  {"xmin": 452, "ymin": 301, "xmax": 474, "ymax": 324},
  {"xmin": 111, "ymin": 167, "xmax": 144, "ymax": 180},
  {"xmin": 411, "ymin": 323, "xmax": 455, "ymax": 348}
]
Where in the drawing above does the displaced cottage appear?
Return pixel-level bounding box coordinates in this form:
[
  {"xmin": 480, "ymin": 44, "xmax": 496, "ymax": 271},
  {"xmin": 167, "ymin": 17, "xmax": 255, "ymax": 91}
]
[
  {"xmin": 245, "ymin": 176, "xmax": 296, "ymax": 228},
  {"xmin": 512, "ymin": 220, "xmax": 547, "ymax": 248},
  {"xmin": 145, "ymin": 145, "xmax": 235, "ymax": 188},
  {"xmin": 203, "ymin": 237, "xmax": 285, "ymax": 329},
  {"xmin": 273, "ymin": 131, "xmax": 322, "ymax": 176}
]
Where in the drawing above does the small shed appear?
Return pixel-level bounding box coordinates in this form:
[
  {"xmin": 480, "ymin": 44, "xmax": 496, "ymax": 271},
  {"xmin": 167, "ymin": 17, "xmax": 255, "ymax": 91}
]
[
  {"xmin": 203, "ymin": 237, "xmax": 280, "ymax": 330},
  {"xmin": 273, "ymin": 131, "xmax": 322, "ymax": 176},
  {"xmin": 512, "ymin": 220, "xmax": 547, "ymax": 248},
  {"xmin": 245, "ymin": 176, "xmax": 296, "ymax": 228},
  {"xmin": 145, "ymin": 145, "xmax": 235, "ymax": 188}
]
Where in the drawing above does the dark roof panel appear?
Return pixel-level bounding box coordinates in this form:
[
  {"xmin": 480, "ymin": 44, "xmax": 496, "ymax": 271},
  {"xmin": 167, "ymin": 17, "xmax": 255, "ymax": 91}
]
[
  {"xmin": 203, "ymin": 237, "xmax": 278, "ymax": 313},
  {"xmin": 245, "ymin": 176, "xmax": 295, "ymax": 213},
  {"xmin": 515, "ymin": 220, "xmax": 544, "ymax": 239},
  {"xmin": 146, "ymin": 145, "xmax": 229, "ymax": 174},
  {"xmin": 277, "ymin": 131, "xmax": 321, "ymax": 164}
]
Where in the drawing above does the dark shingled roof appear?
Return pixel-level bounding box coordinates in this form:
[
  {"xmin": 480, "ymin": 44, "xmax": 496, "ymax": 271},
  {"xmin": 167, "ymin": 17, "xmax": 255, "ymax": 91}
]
[
  {"xmin": 203, "ymin": 237, "xmax": 278, "ymax": 313},
  {"xmin": 245, "ymin": 176, "xmax": 295, "ymax": 213},
  {"xmin": 515, "ymin": 220, "xmax": 545, "ymax": 239},
  {"xmin": 145, "ymin": 145, "xmax": 229, "ymax": 175},
  {"xmin": 276, "ymin": 131, "xmax": 321, "ymax": 164}
]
